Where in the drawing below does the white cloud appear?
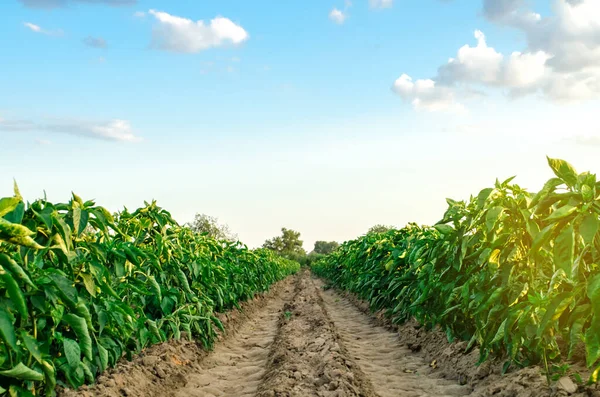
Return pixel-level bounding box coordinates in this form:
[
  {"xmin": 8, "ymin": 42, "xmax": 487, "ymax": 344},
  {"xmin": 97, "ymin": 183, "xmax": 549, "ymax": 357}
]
[
  {"xmin": 329, "ymin": 8, "xmax": 347, "ymax": 24},
  {"xmin": 24, "ymin": 22, "xmax": 42, "ymax": 32},
  {"xmin": 369, "ymin": 0, "xmax": 393, "ymax": 9},
  {"xmin": 438, "ymin": 30, "xmax": 504, "ymax": 85},
  {"xmin": 394, "ymin": 0, "xmax": 600, "ymax": 112},
  {"xmin": 0, "ymin": 118, "xmax": 141, "ymax": 142},
  {"xmin": 148, "ymin": 9, "xmax": 249, "ymax": 53},
  {"xmin": 24, "ymin": 22, "xmax": 63, "ymax": 36},
  {"xmin": 482, "ymin": 0, "xmax": 600, "ymax": 100},
  {"xmin": 437, "ymin": 30, "xmax": 549, "ymax": 90},
  {"xmin": 392, "ymin": 74, "xmax": 466, "ymax": 113}
]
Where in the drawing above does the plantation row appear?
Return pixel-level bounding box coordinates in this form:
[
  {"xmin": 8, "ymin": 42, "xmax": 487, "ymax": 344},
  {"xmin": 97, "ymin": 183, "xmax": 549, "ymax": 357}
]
[
  {"xmin": 0, "ymin": 185, "xmax": 299, "ymax": 396},
  {"xmin": 313, "ymin": 158, "xmax": 600, "ymax": 383}
]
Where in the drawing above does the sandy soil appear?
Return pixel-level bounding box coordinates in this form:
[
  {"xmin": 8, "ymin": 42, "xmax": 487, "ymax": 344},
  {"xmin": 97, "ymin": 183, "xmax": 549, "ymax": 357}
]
[
  {"xmin": 319, "ymin": 283, "xmax": 471, "ymax": 397},
  {"xmin": 256, "ymin": 271, "xmax": 376, "ymax": 397}
]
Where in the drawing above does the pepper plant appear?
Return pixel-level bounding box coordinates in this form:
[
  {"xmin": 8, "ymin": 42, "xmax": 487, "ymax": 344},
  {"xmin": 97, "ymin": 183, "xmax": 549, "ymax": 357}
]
[
  {"xmin": 0, "ymin": 186, "xmax": 299, "ymax": 396},
  {"xmin": 313, "ymin": 157, "xmax": 600, "ymax": 382}
]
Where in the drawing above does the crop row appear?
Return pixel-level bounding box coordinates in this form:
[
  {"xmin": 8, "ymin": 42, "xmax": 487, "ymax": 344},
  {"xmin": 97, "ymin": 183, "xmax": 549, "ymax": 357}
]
[
  {"xmin": 312, "ymin": 158, "xmax": 600, "ymax": 382},
  {"xmin": 0, "ymin": 185, "xmax": 299, "ymax": 396}
]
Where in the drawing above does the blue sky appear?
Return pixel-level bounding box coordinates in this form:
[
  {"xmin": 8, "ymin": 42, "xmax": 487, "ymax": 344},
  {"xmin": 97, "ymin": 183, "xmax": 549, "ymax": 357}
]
[{"xmin": 1, "ymin": 0, "xmax": 599, "ymax": 250}]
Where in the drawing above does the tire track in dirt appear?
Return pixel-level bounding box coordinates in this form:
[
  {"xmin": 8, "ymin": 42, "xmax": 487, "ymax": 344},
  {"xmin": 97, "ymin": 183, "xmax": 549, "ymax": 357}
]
[
  {"xmin": 317, "ymin": 280, "xmax": 473, "ymax": 397},
  {"xmin": 168, "ymin": 280, "xmax": 296, "ymax": 397}
]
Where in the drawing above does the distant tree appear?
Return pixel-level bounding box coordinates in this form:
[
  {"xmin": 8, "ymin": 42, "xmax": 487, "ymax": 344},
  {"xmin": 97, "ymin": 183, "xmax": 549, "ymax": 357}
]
[
  {"xmin": 187, "ymin": 213, "xmax": 238, "ymax": 241},
  {"xmin": 313, "ymin": 241, "xmax": 339, "ymax": 255},
  {"xmin": 263, "ymin": 228, "xmax": 306, "ymax": 259},
  {"xmin": 367, "ymin": 224, "xmax": 394, "ymax": 234}
]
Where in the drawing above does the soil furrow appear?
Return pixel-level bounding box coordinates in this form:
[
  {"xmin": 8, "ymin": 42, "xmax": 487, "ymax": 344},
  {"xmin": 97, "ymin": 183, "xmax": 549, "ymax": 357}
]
[
  {"xmin": 257, "ymin": 271, "xmax": 376, "ymax": 397},
  {"xmin": 317, "ymin": 280, "xmax": 473, "ymax": 397},
  {"xmin": 169, "ymin": 281, "xmax": 296, "ymax": 397}
]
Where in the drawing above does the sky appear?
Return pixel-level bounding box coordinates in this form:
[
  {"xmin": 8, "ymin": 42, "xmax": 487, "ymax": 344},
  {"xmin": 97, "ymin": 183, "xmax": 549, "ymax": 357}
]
[{"xmin": 1, "ymin": 0, "xmax": 599, "ymax": 251}]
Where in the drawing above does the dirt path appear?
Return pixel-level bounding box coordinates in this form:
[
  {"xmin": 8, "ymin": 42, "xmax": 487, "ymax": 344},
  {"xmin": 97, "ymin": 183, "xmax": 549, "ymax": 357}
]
[
  {"xmin": 317, "ymin": 280, "xmax": 473, "ymax": 397},
  {"xmin": 168, "ymin": 280, "xmax": 296, "ymax": 397},
  {"xmin": 257, "ymin": 271, "xmax": 376, "ymax": 397}
]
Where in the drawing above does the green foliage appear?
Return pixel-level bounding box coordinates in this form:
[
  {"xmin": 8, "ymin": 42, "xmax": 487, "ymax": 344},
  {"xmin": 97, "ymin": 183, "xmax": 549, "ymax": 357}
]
[
  {"xmin": 0, "ymin": 186, "xmax": 299, "ymax": 395},
  {"xmin": 263, "ymin": 228, "xmax": 306, "ymax": 259},
  {"xmin": 313, "ymin": 241, "xmax": 339, "ymax": 255},
  {"xmin": 186, "ymin": 213, "xmax": 237, "ymax": 242},
  {"xmin": 367, "ymin": 224, "xmax": 394, "ymax": 234},
  {"xmin": 313, "ymin": 158, "xmax": 600, "ymax": 382}
]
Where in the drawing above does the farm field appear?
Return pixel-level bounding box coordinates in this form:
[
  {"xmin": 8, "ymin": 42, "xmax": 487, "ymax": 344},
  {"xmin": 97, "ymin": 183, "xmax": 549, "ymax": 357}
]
[
  {"xmin": 58, "ymin": 271, "xmax": 583, "ymax": 397},
  {"xmin": 2, "ymin": 157, "xmax": 600, "ymax": 397}
]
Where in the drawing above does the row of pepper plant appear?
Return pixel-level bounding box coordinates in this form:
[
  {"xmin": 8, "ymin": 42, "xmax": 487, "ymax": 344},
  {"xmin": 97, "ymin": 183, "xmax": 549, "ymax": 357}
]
[
  {"xmin": 0, "ymin": 186, "xmax": 299, "ymax": 396},
  {"xmin": 312, "ymin": 158, "xmax": 600, "ymax": 382}
]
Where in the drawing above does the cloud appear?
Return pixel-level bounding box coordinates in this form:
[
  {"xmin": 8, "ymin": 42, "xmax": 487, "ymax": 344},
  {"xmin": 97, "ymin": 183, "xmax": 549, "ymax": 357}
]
[
  {"xmin": 437, "ymin": 30, "xmax": 549, "ymax": 90},
  {"xmin": 329, "ymin": 8, "xmax": 346, "ymax": 24},
  {"xmin": 392, "ymin": 74, "xmax": 466, "ymax": 113},
  {"xmin": 23, "ymin": 22, "xmax": 63, "ymax": 36},
  {"xmin": 148, "ymin": 9, "xmax": 249, "ymax": 53},
  {"xmin": 83, "ymin": 36, "xmax": 107, "ymax": 48},
  {"xmin": 0, "ymin": 117, "xmax": 141, "ymax": 142},
  {"xmin": 394, "ymin": 0, "xmax": 600, "ymax": 112},
  {"xmin": 19, "ymin": 0, "xmax": 135, "ymax": 8},
  {"xmin": 369, "ymin": 0, "xmax": 393, "ymax": 9},
  {"xmin": 133, "ymin": 10, "xmax": 145, "ymax": 17}
]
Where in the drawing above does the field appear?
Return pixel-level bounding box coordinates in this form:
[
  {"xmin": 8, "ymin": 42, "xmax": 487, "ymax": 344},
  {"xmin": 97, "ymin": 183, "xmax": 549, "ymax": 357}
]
[{"xmin": 1, "ymin": 157, "xmax": 600, "ymax": 396}]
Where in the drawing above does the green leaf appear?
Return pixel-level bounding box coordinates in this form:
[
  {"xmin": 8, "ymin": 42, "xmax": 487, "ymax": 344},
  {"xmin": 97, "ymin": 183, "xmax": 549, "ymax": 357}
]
[
  {"xmin": 146, "ymin": 319, "xmax": 162, "ymax": 343},
  {"xmin": 20, "ymin": 331, "xmax": 42, "ymax": 363},
  {"xmin": 476, "ymin": 188, "xmax": 494, "ymax": 209},
  {"xmin": 530, "ymin": 178, "xmax": 564, "ymax": 208},
  {"xmin": 63, "ymin": 338, "xmax": 81, "ymax": 371},
  {"xmin": 486, "ymin": 207, "xmax": 504, "ymax": 231},
  {"xmin": 569, "ymin": 317, "xmax": 586, "ymax": 359},
  {"xmin": 582, "ymin": 184, "xmax": 594, "ymax": 202},
  {"xmin": 97, "ymin": 341, "xmax": 109, "ymax": 372},
  {"xmin": 545, "ymin": 205, "xmax": 578, "ymax": 222},
  {"xmin": 536, "ymin": 292, "xmax": 574, "ymax": 338},
  {"xmin": 1, "ymin": 269, "xmax": 28, "ymax": 318},
  {"xmin": 0, "ymin": 218, "xmax": 43, "ymax": 249},
  {"xmin": 585, "ymin": 318, "xmax": 600, "ymax": 367},
  {"xmin": 0, "ymin": 306, "xmax": 18, "ymax": 352},
  {"xmin": 147, "ymin": 274, "xmax": 162, "ymax": 302},
  {"xmin": 48, "ymin": 271, "xmax": 78, "ymax": 307},
  {"xmin": 80, "ymin": 273, "xmax": 96, "ymax": 298},
  {"xmin": 434, "ymin": 224, "xmax": 454, "ymax": 235},
  {"xmin": 554, "ymin": 224, "xmax": 574, "ymax": 278},
  {"xmin": 0, "ymin": 363, "xmax": 44, "ymax": 381},
  {"xmin": 63, "ymin": 314, "xmax": 93, "ymax": 361},
  {"xmin": 0, "ymin": 197, "xmax": 21, "ymax": 218},
  {"xmin": 547, "ymin": 157, "xmax": 578, "ymax": 187},
  {"xmin": 491, "ymin": 318, "xmax": 507, "ymax": 344},
  {"xmin": 3, "ymin": 202, "xmax": 24, "ymax": 225},
  {"xmin": 0, "ymin": 253, "xmax": 35, "ymax": 289},
  {"xmin": 588, "ymin": 274, "xmax": 600, "ymax": 316},
  {"xmin": 52, "ymin": 212, "xmax": 72, "ymax": 251},
  {"xmin": 41, "ymin": 360, "xmax": 56, "ymax": 396},
  {"xmin": 580, "ymin": 214, "xmax": 599, "ymax": 246}
]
